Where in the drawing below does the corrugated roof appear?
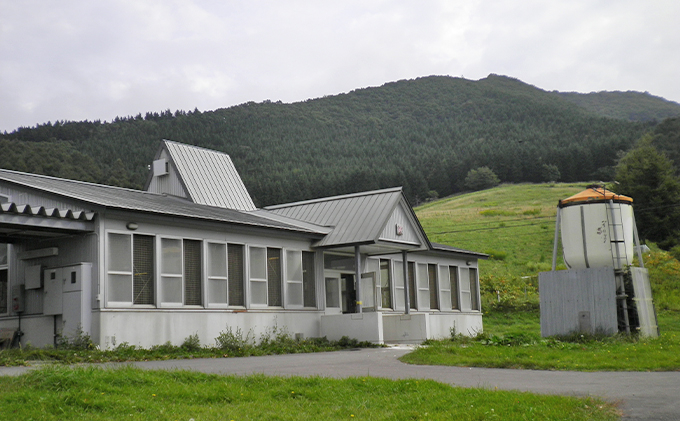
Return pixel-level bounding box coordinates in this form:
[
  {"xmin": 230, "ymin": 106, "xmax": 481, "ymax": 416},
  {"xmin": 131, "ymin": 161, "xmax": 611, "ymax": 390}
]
[
  {"xmin": 0, "ymin": 169, "xmax": 319, "ymax": 234},
  {"xmin": 559, "ymin": 186, "xmax": 633, "ymax": 207},
  {"xmin": 265, "ymin": 187, "xmax": 410, "ymax": 248},
  {"xmin": 163, "ymin": 140, "xmax": 256, "ymax": 211},
  {"xmin": 0, "ymin": 202, "xmax": 95, "ymax": 221}
]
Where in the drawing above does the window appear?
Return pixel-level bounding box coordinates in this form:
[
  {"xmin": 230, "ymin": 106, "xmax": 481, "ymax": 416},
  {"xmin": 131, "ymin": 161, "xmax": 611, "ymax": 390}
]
[
  {"xmin": 302, "ymin": 251, "xmax": 316, "ymax": 307},
  {"xmin": 379, "ymin": 259, "xmax": 392, "ymax": 309},
  {"xmin": 183, "ymin": 239, "xmax": 202, "ymax": 306},
  {"xmin": 160, "ymin": 238, "xmax": 202, "ymax": 306},
  {"xmin": 161, "ymin": 238, "xmax": 182, "ymax": 304},
  {"xmin": 107, "ymin": 233, "xmax": 154, "ymax": 305},
  {"xmin": 0, "ymin": 243, "xmax": 7, "ymax": 313},
  {"xmin": 393, "ymin": 260, "xmax": 405, "ymax": 311},
  {"xmin": 286, "ymin": 250, "xmax": 303, "ymax": 306},
  {"xmin": 325, "ymin": 277, "xmax": 340, "ymax": 308},
  {"xmin": 207, "ymin": 243, "xmax": 228, "ymax": 305},
  {"xmin": 408, "ymin": 262, "xmax": 416, "ymax": 310},
  {"xmin": 450, "ymin": 266, "xmax": 460, "ymax": 310},
  {"xmin": 228, "ymin": 244, "xmax": 244, "ymax": 306},
  {"xmin": 207, "ymin": 242, "xmax": 244, "ymax": 306},
  {"xmin": 469, "ymin": 267, "xmax": 480, "ymax": 311},
  {"xmin": 416, "ymin": 263, "xmax": 430, "ymax": 310},
  {"xmin": 133, "ymin": 235, "xmax": 155, "ymax": 305},
  {"xmin": 249, "ymin": 247, "xmax": 267, "ymax": 305},
  {"xmin": 267, "ymin": 248, "xmax": 282, "ymax": 306},
  {"xmin": 428, "ymin": 264, "xmax": 439, "ymax": 310},
  {"xmin": 249, "ymin": 246, "xmax": 282, "ymax": 306}
]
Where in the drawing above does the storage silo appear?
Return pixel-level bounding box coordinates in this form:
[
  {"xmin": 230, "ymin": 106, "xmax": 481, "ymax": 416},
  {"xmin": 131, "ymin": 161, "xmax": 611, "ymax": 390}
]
[
  {"xmin": 539, "ymin": 185, "xmax": 658, "ymax": 338},
  {"xmin": 558, "ymin": 187, "xmax": 634, "ymax": 270}
]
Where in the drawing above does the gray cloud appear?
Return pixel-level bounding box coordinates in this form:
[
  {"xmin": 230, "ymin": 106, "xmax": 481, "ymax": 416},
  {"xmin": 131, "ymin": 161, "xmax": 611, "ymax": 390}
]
[{"xmin": 1, "ymin": 0, "xmax": 678, "ymax": 131}]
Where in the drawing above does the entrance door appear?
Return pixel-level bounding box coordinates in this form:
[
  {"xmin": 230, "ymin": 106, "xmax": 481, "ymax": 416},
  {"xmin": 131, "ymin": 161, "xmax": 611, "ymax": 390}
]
[{"xmin": 341, "ymin": 274, "xmax": 356, "ymax": 314}]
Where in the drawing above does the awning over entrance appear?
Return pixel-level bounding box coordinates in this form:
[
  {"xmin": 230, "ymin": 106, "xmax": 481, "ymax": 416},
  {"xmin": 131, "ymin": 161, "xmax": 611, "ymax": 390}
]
[{"xmin": 0, "ymin": 202, "xmax": 95, "ymax": 241}]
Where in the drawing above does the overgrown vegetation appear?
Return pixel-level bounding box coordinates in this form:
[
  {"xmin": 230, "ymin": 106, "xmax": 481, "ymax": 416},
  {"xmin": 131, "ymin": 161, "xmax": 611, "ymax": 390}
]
[
  {"xmin": 0, "ymin": 366, "xmax": 619, "ymax": 421},
  {"xmin": 0, "ymin": 326, "xmax": 376, "ymax": 367}
]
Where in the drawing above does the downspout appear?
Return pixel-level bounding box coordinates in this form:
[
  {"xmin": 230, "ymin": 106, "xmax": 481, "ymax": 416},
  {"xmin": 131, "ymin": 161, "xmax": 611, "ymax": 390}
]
[
  {"xmin": 354, "ymin": 245, "xmax": 362, "ymax": 314},
  {"xmin": 402, "ymin": 250, "xmax": 410, "ymax": 315}
]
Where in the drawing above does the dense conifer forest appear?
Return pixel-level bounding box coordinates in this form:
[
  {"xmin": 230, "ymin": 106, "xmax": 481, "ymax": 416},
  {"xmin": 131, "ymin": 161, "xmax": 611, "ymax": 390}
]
[{"xmin": 2, "ymin": 74, "xmax": 678, "ymax": 206}]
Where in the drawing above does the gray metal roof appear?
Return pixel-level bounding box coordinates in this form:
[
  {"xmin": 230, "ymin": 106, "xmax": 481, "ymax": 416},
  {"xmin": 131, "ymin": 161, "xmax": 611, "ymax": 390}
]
[
  {"xmin": 428, "ymin": 242, "xmax": 489, "ymax": 259},
  {"xmin": 163, "ymin": 140, "xmax": 256, "ymax": 211},
  {"xmin": 0, "ymin": 169, "xmax": 319, "ymax": 235},
  {"xmin": 265, "ymin": 187, "xmax": 413, "ymax": 248}
]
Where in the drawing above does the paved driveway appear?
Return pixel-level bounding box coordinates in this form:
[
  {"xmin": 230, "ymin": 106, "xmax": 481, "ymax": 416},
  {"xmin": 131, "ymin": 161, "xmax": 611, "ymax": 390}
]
[{"xmin": 2, "ymin": 346, "xmax": 679, "ymax": 420}]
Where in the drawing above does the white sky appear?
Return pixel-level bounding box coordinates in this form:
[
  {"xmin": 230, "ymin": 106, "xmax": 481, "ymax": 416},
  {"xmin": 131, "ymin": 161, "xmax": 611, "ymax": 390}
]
[{"xmin": 1, "ymin": 0, "xmax": 679, "ymax": 132}]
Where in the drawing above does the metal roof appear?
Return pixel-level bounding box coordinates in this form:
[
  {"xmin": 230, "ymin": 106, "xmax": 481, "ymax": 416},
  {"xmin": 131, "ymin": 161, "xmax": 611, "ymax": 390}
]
[
  {"xmin": 163, "ymin": 140, "xmax": 256, "ymax": 211},
  {"xmin": 265, "ymin": 187, "xmax": 418, "ymax": 248},
  {"xmin": 0, "ymin": 169, "xmax": 319, "ymax": 235},
  {"xmin": 0, "ymin": 201, "xmax": 96, "ymax": 240}
]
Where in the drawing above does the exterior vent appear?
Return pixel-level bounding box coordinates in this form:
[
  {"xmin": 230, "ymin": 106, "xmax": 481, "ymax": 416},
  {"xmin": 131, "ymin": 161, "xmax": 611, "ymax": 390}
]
[{"xmin": 153, "ymin": 159, "xmax": 168, "ymax": 177}]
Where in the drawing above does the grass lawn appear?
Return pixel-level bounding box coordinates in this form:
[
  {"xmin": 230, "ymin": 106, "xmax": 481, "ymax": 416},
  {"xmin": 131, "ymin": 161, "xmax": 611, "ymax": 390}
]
[
  {"xmin": 401, "ymin": 310, "xmax": 680, "ymax": 372},
  {"xmin": 0, "ymin": 366, "xmax": 620, "ymax": 421}
]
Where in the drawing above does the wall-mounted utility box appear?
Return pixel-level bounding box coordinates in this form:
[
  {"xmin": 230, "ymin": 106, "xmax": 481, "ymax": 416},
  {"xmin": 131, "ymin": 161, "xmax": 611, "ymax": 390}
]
[{"xmin": 25, "ymin": 265, "xmax": 42, "ymax": 290}]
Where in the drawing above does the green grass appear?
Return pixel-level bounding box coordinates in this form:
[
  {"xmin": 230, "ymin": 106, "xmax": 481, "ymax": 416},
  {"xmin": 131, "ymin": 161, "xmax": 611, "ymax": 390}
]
[
  {"xmin": 0, "ymin": 366, "xmax": 620, "ymax": 420},
  {"xmin": 416, "ymin": 182, "xmax": 586, "ymax": 279},
  {"xmin": 402, "ymin": 309, "xmax": 680, "ymax": 371}
]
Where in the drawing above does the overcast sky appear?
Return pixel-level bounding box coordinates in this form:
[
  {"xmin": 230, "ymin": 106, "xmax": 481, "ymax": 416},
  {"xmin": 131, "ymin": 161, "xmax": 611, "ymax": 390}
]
[{"xmin": 1, "ymin": 0, "xmax": 678, "ymax": 132}]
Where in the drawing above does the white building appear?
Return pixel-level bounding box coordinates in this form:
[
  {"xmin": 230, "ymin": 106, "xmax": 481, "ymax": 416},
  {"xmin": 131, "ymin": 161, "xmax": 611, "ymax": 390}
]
[{"xmin": 0, "ymin": 140, "xmax": 484, "ymax": 349}]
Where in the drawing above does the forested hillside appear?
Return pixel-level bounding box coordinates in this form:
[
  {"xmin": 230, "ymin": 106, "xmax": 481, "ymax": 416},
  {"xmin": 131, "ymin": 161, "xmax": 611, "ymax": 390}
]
[
  {"xmin": 555, "ymin": 90, "xmax": 680, "ymax": 122},
  {"xmin": 0, "ymin": 74, "xmax": 658, "ymax": 206}
]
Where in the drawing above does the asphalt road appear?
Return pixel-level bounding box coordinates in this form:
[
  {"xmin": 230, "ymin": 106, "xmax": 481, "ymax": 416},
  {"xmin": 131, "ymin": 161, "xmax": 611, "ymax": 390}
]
[{"xmin": 2, "ymin": 346, "xmax": 679, "ymax": 420}]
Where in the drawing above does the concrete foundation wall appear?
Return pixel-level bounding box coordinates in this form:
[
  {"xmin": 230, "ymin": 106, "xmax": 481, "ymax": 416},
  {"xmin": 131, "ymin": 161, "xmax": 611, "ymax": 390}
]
[
  {"xmin": 429, "ymin": 312, "xmax": 483, "ymax": 339},
  {"xmin": 320, "ymin": 313, "xmax": 383, "ymax": 343},
  {"xmin": 98, "ymin": 310, "xmax": 323, "ymax": 349},
  {"xmin": 382, "ymin": 313, "xmax": 427, "ymax": 344}
]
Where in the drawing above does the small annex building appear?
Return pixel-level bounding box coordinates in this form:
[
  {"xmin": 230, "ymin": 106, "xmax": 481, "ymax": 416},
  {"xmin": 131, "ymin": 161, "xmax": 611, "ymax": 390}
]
[{"xmin": 0, "ymin": 140, "xmax": 485, "ymax": 349}]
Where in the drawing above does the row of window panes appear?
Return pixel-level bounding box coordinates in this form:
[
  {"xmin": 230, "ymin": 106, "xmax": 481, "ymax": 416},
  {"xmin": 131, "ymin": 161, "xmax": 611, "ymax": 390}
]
[
  {"xmin": 336, "ymin": 259, "xmax": 479, "ymax": 312},
  {"xmin": 107, "ymin": 233, "xmax": 315, "ymax": 308},
  {"xmin": 1, "ymin": 244, "xmax": 8, "ymax": 314}
]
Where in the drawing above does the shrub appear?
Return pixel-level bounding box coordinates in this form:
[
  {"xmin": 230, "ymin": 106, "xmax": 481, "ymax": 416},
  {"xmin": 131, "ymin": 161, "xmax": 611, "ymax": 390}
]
[
  {"xmin": 215, "ymin": 327, "xmax": 253, "ymax": 352},
  {"xmin": 181, "ymin": 333, "xmax": 201, "ymax": 352},
  {"xmin": 464, "ymin": 167, "xmax": 500, "ymax": 191}
]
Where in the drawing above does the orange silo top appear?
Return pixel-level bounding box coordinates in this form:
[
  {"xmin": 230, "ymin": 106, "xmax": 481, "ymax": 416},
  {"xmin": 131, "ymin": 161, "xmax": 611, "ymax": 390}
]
[{"xmin": 558, "ymin": 186, "xmax": 633, "ymax": 208}]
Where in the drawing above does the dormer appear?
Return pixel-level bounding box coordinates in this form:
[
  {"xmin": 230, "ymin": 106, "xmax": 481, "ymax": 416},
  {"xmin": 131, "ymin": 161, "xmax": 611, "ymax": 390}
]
[{"xmin": 145, "ymin": 140, "xmax": 256, "ymax": 211}]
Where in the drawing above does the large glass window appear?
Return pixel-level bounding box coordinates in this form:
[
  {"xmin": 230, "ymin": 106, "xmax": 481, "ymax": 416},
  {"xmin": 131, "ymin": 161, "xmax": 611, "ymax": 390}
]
[
  {"xmin": 302, "ymin": 251, "xmax": 316, "ymax": 307},
  {"xmin": 379, "ymin": 259, "xmax": 392, "ymax": 309},
  {"xmin": 249, "ymin": 246, "xmax": 282, "ymax": 306},
  {"xmin": 107, "ymin": 233, "xmax": 154, "ymax": 305}
]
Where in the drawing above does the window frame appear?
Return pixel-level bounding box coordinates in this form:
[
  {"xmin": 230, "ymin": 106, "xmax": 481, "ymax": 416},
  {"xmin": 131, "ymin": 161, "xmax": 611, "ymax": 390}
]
[
  {"xmin": 379, "ymin": 259, "xmax": 392, "ymax": 310},
  {"xmin": 0, "ymin": 243, "xmax": 8, "ymax": 316},
  {"xmin": 285, "ymin": 249, "xmax": 304, "ymax": 308},
  {"xmin": 206, "ymin": 241, "xmax": 229, "ymax": 308},
  {"xmin": 105, "ymin": 231, "xmax": 156, "ymax": 308}
]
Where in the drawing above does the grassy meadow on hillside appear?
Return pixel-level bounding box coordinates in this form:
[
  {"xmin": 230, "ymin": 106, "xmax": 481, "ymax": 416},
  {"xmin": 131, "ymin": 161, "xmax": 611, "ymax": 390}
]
[{"xmin": 416, "ymin": 183, "xmax": 585, "ymax": 310}]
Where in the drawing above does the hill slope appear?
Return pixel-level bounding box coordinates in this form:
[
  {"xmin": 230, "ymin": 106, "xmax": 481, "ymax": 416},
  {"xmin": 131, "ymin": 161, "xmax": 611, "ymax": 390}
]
[
  {"xmin": 415, "ymin": 182, "xmax": 680, "ymax": 312},
  {"xmin": 1, "ymin": 75, "xmax": 652, "ymax": 206},
  {"xmin": 556, "ymin": 90, "xmax": 680, "ymax": 122}
]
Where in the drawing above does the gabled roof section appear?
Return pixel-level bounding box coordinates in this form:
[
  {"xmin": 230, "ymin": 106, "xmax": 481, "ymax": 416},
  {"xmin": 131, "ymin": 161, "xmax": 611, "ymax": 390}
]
[
  {"xmin": 146, "ymin": 140, "xmax": 256, "ymax": 211},
  {"xmin": 265, "ymin": 187, "xmax": 430, "ymax": 249},
  {"xmin": 0, "ymin": 169, "xmax": 320, "ymax": 235}
]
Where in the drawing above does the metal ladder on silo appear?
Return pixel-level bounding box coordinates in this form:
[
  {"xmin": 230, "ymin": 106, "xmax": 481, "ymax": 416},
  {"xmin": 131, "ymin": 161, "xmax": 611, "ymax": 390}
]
[{"xmin": 607, "ymin": 199, "xmax": 631, "ymax": 333}]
